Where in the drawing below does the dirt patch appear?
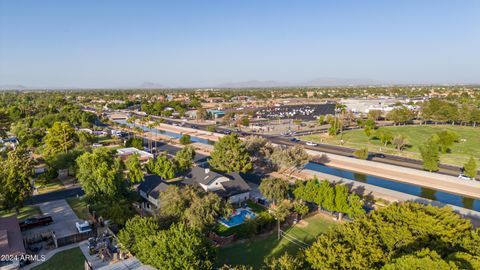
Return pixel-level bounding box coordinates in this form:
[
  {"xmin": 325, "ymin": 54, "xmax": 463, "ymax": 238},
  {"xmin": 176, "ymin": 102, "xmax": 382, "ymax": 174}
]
[{"xmin": 296, "ymin": 220, "xmax": 309, "ymax": 227}]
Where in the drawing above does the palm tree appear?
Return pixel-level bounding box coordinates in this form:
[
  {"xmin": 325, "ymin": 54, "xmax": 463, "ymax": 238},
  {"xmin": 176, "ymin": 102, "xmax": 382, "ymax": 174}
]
[
  {"xmin": 336, "ymin": 104, "xmax": 347, "ymax": 140},
  {"xmin": 146, "ymin": 121, "xmax": 155, "ymax": 153}
]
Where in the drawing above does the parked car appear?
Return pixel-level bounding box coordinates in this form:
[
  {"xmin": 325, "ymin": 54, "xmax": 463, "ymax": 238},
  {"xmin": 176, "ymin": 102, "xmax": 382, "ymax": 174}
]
[
  {"xmin": 92, "ymin": 143, "xmax": 103, "ymax": 148},
  {"xmin": 19, "ymin": 216, "xmax": 54, "ymax": 231},
  {"xmin": 306, "ymin": 141, "xmax": 318, "ymax": 146},
  {"xmin": 290, "ymin": 138, "xmax": 300, "ymax": 142},
  {"xmin": 458, "ymin": 174, "xmax": 474, "ymax": 181},
  {"xmin": 223, "ymin": 130, "xmax": 232, "ymax": 135},
  {"xmin": 76, "ymin": 220, "xmax": 92, "ymax": 233}
]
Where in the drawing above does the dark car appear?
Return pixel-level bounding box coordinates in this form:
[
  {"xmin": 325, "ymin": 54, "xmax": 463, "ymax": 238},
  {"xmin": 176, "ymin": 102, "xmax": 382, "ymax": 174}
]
[
  {"xmin": 19, "ymin": 216, "xmax": 53, "ymax": 231},
  {"xmin": 290, "ymin": 138, "xmax": 300, "ymax": 142},
  {"xmin": 223, "ymin": 130, "xmax": 232, "ymax": 135}
]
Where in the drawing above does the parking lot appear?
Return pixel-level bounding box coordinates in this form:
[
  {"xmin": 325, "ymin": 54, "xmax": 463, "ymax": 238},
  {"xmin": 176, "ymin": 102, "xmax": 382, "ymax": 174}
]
[{"xmin": 24, "ymin": 199, "xmax": 81, "ymax": 238}]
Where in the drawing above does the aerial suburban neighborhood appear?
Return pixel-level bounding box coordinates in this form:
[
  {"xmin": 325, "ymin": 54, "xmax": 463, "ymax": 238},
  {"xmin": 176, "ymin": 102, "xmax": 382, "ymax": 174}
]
[{"xmin": 1, "ymin": 1, "xmax": 480, "ymax": 270}]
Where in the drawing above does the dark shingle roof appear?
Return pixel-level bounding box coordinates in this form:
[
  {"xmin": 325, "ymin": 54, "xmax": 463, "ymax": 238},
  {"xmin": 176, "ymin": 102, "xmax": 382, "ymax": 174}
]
[
  {"xmin": 0, "ymin": 216, "xmax": 25, "ymax": 256},
  {"xmin": 138, "ymin": 175, "xmax": 179, "ymax": 198},
  {"xmin": 183, "ymin": 167, "xmax": 251, "ymax": 198}
]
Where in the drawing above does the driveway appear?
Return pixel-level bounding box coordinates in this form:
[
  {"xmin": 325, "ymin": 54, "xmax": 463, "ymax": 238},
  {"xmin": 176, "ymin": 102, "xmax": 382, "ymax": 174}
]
[{"xmin": 27, "ymin": 199, "xmax": 81, "ymax": 238}]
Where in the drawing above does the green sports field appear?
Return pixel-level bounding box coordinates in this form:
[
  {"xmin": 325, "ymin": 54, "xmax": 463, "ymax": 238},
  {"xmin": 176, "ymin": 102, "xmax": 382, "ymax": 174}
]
[{"xmin": 301, "ymin": 125, "xmax": 480, "ymax": 166}]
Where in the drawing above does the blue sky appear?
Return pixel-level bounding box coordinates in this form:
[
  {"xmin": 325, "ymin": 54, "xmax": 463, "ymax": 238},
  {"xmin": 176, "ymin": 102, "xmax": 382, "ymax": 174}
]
[{"xmin": 0, "ymin": 0, "xmax": 479, "ymax": 88}]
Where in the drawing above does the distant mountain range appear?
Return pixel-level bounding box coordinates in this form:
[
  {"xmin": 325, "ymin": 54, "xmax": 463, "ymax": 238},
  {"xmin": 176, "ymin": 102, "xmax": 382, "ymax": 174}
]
[
  {"xmin": 214, "ymin": 77, "xmax": 382, "ymax": 88},
  {"xmin": 138, "ymin": 82, "xmax": 166, "ymax": 89},
  {"xmin": 2, "ymin": 78, "xmax": 476, "ymax": 90},
  {"xmin": 0, "ymin": 84, "xmax": 29, "ymax": 90}
]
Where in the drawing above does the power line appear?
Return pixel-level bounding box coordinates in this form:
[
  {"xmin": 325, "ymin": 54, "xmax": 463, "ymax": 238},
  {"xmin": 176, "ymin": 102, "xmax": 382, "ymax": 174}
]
[{"xmin": 279, "ymin": 230, "xmax": 310, "ymax": 249}]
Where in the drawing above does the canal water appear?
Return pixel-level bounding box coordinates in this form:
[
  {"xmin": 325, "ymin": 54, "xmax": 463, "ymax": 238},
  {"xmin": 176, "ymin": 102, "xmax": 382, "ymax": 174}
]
[
  {"xmin": 115, "ymin": 119, "xmax": 480, "ymax": 211},
  {"xmin": 115, "ymin": 120, "xmax": 215, "ymax": 145},
  {"xmin": 305, "ymin": 162, "xmax": 480, "ymax": 211}
]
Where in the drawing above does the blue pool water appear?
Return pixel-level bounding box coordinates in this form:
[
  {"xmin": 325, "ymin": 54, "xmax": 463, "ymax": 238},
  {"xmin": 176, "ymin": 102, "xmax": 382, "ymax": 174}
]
[
  {"xmin": 219, "ymin": 208, "xmax": 257, "ymax": 228},
  {"xmin": 305, "ymin": 162, "xmax": 480, "ymax": 211},
  {"xmin": 115, "ymin": 120, "xmax": 215, "ymax": 145}
]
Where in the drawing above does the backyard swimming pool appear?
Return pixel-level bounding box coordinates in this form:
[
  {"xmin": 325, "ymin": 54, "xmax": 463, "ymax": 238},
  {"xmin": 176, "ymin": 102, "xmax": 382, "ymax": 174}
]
[{"xmin": 219, "ymin": 208, "xmax": 256, "ymax": 228}]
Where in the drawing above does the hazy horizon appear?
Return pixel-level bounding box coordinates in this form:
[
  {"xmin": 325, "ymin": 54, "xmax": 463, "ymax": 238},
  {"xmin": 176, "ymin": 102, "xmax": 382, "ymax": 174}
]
[{"xmin": 1, "ymin": 0, "xmax": 479, "ymax": 88}]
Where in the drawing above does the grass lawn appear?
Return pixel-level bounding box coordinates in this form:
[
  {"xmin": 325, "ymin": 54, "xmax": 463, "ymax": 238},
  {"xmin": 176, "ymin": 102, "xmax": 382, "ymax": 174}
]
[
  {"xmin": 66, "ymin": 197, "xmax": 91, "ymax": 220},
  {"xmin": 36, "ymin": 179, "xmax": 65, "ymax": 194},
  {"xmin": 302, "ymin": 125, "xmax": 480, "ymax": 166},
  {"xmin": 32, "ymin": 247, "xmax": 85, "ymax": 270},
  {"xmin": 216, "ymin": 214, "xmax": 337, "ymax": 268},
  {"xmin": 0, "ymin": 205, "xmax": 42, "ymax": 221}
]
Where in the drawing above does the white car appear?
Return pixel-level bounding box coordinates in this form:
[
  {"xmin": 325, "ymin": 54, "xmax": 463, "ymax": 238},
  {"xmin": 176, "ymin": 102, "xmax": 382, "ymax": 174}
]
[
  {"xmin": 76, "ymin": 221, "xmax": 92, "ymax": 233},
  {"xmin": 458, "ymin": 174, "xmax": 474, "ymax": 181},
  {"xmin": 306, "ymin": 141, "xmax": 318, "ymax": 146}
]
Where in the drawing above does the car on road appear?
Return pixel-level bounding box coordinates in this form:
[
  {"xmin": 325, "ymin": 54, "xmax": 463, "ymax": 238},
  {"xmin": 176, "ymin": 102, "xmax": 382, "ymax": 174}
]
[
  {"xmin": 290, "ymin": 138, "xmax": 300, "ymax": 142},
  {"xmin": 223, "ymin": 130, "xmax": 232, "ymax": 135},
  {"xmin": 458, "ymin": 174, "xmax": 474, "ymax": 181},
  {"xmin": 76, "ymin": 220, "xmax": 92, "ymax": 233},
  {"xmin": 19, "ymin": 216, "xmax": 54, "ymax": 231},
  {"xmin": 306, "ymin": 141, "xmax": 318, "ymax": 146}
]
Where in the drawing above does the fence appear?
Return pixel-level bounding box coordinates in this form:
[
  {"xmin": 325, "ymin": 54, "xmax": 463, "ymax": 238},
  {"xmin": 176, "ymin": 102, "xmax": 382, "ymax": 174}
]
[{"xmin": 55, "ymin": 230, "xmax": 97, "ymax": 248}]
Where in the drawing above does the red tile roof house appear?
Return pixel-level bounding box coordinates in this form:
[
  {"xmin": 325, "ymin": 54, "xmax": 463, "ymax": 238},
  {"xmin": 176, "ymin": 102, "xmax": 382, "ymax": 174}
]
[{"xmin": 0, "ymin": 216, "xmax": 26, "ymax": 270}]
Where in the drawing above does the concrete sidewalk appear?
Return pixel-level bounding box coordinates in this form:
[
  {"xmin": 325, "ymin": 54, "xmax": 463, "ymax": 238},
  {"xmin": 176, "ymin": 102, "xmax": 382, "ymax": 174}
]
[{"xmin": 22, "ymin": 241, "xmax": 86, "ymax": 270}]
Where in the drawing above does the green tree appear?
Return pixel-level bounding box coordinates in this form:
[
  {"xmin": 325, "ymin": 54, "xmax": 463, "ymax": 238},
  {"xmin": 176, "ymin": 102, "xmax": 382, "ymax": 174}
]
[
  {"xmin": 77, "ymin": 131, "xmax": 95, "ymax": 148},
  {"xmin": 305, "ymin": 202, "xmax": 478, "ymax": 270},
  {"xmin": 392, "ymin": 134, "xmax": 408, "ymax": 151},
  {"xmin": 346, "ymin": 194, "xmax": 365, "ymax": 218},
  {"xmin": 293, "ymin": 178, "xmax": 319, "ymax": 203},
  {"xmin": 240, "ymin": 116, "xmax": 250, "ymax": 127},
  {"xmin": 209, "ymin": 133, "xmax": 253, "ymax": 173},
  {"xmin": 368, "ymin": 110, "xmax": 382, "ymax": 121},
  {"xmin": 464, "ymin": 156, "xmax": 478, "ymax": 179},
  {"xmin": 386, "ymin": 106, "xmax": 415, "ymax": 125},
  {"xmin": 434, "ymin": 130, "xmax": 459, "ymax": 153},
  {"xmin": 173, "ymin": 146, "xmax": 196, "ymax": 173},
  {"xmin": 353, "ymin": 147, "xmax": 369, "ymax": 160},
  {"xmin": 293, "ymin": 200, "xmax": 309, "ymax": 219},
  {"xmin": 136, "ymin": 222, "xmax": 215, "ymax": 270},
  {"xmin": 259, "ymin": 178, "xmax": 290, "ymax": 205},
  {"xmin": 334, "ymin": 184, "xmax": 350, "ymax": 220},
  {"xmin": 382, "ymin": 249, "xmax": 457, "ymax": 270},
  {"xmin": 420, "ymin": 138, "xmax": 440, "ymax": 172},
  {"xmin": 46, "ymin": 149, "xmax": 83, "ymax": 174},
  {"xmin": 125, "ymin": 154, "xmax": 144, "ymax": 183},
  {"xmin": 76, "ymin": 148, "xmax": 124, "ymax": 199},
  {"xmin": 0, "ymin": 148, "xmax": 33, "ymax": 211},
  {"xmin": 270, "ymin": 200, "xmax": 292, "ymax": 240},
  {"xmin": 179, "ymin": 134, "xmax": 192, "ymax": 145},
  {"xmin": 266, "ymin": 252, "xmax": 308, "ymax": 270},
  {"xmin": 158, "ymin": 185, "xmax": 231, "ymax": 231},
  {"xmin": 43, "ymin": 121, "xmax": 76, "ymax": 156},
  {"xmin": 118, "ymin": 216, "xmax": 160, "ymax": 255},
  {"xmin": 126, "ymin": 137, "xmax": 143, "ymax": 149},
  {"xmin": 318, "ymin": 180, "xmax": 335, "ymax": 211},
  {"xmin": 268, "ymin": 146, "xmax": 309, "ymax": 174},
  {"xmin": 376, "ymin": 129, "xmax": 393, "ymax": 146},
  {"xmin": 364, "ymin": 125, "xmax": 372, "ymax": 138},
  {"xmin": 0, "ymin": 109, "xmax": 10, "ymax": 137},
  {"xmin": 146, "ymin": 154, "xmax": 176, "ymax": 179}
]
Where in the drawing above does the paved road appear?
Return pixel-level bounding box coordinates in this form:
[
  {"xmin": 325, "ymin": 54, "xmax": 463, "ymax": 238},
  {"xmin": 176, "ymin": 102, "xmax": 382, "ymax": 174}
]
[
  {"xmin": 29, "ymin": 187, "xmax": 84, "ymax": 204},
  {"xmin": 123, "ymin": 113, "xmax": 477, "ymax": 178}
]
